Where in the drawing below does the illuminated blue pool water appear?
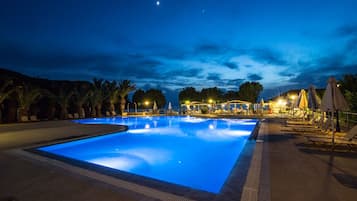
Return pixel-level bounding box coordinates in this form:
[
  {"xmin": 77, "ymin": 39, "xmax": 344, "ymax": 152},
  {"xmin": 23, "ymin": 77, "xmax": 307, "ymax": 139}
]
[{"xmin": 38, "ymin": 116, "xmax": 257, "ymax": 193}]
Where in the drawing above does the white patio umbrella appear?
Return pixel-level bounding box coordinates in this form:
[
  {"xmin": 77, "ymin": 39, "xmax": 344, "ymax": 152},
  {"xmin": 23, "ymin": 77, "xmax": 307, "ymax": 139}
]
[
  {"xmin": 320, "ymin": 77, "xmax": 349, "ymax": 146},
  {"xmin": 168, "ymin": 102, "xmax": 172, "ymax": 111},
  {"xmin": 295, "ymin": 89, "xmax": 308, "ymax": 120},
  {"xmin": 260, "ymin": 98, "xmax": 265, "ymax": 114},
  {"xmin": 153, "ymin": 101, "xmax": 158, "ymax": 112}
]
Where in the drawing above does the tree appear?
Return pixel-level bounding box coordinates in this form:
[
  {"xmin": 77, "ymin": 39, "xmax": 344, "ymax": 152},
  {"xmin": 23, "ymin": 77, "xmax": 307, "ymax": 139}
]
[
  {"xmin": 118, "ymin": 80, "xmax": 136, "ymax": 114},
  {"xmin": 132, "ymin": 89, "xmax": 145, "ymax": 108},
  {"xmin": 47, "ymin": 84, "xmax": 74, "ymax": 119},
  {"xmin": 0, "ymin": 79, "xmax": 14, "ymax": 122},
  {"xmin": 237, "ymin": 82, "xmax": 263, "ymax": 103},
  {"xmin": 200, "ymin": 87, "xmax": 224, "ymax": 103},
  {"xmin": 224, "ymin": 90, "xmax": 239, "ymax": 101},
  {"xmin": 178, "ymin": 87, "xmax": 200, "ymax": 103},
  {"xmin": 88, "ymin": 78, "xmax": 107, "ymax": 117},
  {"xmin": 339, "ymin": 74, "xmax": 357, "ymax": 112},
  {"xmin": 145, "ymin": 89, "xmax": 166, "ymax": 109},
  {"xmin": 15, "ymin": 84, "xmax": 43, "ymax": 121},
  {"xmin": 73, "ymin": 83, "xmax": 91, "ymax": 117},
  {"xmin": 104, "ymin": 80, "xmax": 119, "ymax": 115}
]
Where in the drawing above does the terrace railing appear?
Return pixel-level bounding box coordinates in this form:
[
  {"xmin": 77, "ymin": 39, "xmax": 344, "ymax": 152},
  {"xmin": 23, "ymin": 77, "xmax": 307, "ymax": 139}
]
[{"xmin": 341, "ymin": 111, "xmax": 357, "ymax": 130}]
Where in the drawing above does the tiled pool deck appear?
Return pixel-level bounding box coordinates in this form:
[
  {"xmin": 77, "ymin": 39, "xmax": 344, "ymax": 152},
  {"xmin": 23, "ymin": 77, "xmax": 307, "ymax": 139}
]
[{"xmin": 1, "ymin": 118, "xmax": 357, "ymax": 201}]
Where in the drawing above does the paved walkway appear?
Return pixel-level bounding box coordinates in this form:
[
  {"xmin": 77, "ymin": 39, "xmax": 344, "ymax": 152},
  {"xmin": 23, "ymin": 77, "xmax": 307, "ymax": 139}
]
[
  {"xmin": 1, "ymin": 119, "xmax": 356, "ymax": 201},
  {"xmin": 258, "ymin": 118, "xmax": 357, "ymax": 201},
  {"xmin": 0, "ymin": 121, "xmax": 153, "ymax": 201},
  {"xmin": 0, "ymin": 121, "xmax": 127, "ymax": 150}
]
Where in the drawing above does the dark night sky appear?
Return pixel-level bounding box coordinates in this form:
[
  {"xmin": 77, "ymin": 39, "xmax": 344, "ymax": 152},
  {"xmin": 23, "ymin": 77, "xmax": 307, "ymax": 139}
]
[{"xmin": 1, "ymin": 0, "xmax": 357, "ymax": 104}]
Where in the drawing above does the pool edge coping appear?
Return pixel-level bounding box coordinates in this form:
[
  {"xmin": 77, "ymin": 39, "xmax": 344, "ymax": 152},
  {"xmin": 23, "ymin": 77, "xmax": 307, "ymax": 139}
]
[
  {"xmin": 6, "ymin": 117, "xmax": 263, "ymax": 201},
  {"xmin": 240, "ymin": 120, "xmax": 269, "ymax": 201},
  {"xmin": 8, "ymin": 148, "xmax": 196, "ymax": 201}
]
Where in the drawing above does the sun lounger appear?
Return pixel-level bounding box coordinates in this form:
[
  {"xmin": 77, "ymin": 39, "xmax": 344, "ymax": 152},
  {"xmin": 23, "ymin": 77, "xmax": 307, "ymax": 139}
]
[
  {"xmin": 21, "ymin": 116, "xmax": 29, "ymax": 122},
  {"xmin": 345, "ymin": 125, "xmax": 357, "ymax": 141},
  {"xmin": 306, "ymin": 137, "xmax": 357, "ymax": 149},
  {"xmin": 287, "ymin": 114, "xmax": 321, "ymax": 125},
  {"xmin": 306, "ymin": 125, "xmax": 357, "ymax": 148},
  {"xmin": 286, "ymin": 118, "xmax": 314, "ymax": 126},
  {"xmin": 30, "ymin": 115, "xmax": 38, "ymax": 121}
]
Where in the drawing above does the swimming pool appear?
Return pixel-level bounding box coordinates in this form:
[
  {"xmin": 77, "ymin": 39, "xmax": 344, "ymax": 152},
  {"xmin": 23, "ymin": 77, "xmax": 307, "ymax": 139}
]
[{"xmin": 36, "ymin": 116, "xmax": 257, "ymax": 194}]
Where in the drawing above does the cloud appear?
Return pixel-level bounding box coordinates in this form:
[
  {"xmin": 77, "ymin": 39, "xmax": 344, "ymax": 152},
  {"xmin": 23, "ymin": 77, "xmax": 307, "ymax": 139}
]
[
  {"xmin": 0, "ymin": 41, "xmax": 114, "ymax": 70},
  {"xmin": 288, "ymin": 54, "xmax": 357, "ymax": 90},
  {"xmin": 206, "ymin": 73, "xmax": 221, "ymax": 80},
  {"xmin": 195, "ymin": 44, "xmax": 223, "ymax": 54},
  {"xmin": 0, "ymin": 40, "xmax": 170, "ymax": 81},
  {"xmin": 249, "ymin": 48, "xmax": 287, "ymax": 66},
  {"xmin": 278, "ymin": 72, "xmax": 295, "ymax": 77},
  {"xmin": 335, "ymin": 24, "xmax": 357, "ymax": 37},
  {"xmin": 226, "ymin": 79, "xmax": 245, "ymax": 86},
  {"xmin": 166, "ymin": 68, "xmax": 204, "ymax": 78},
  {"xmin": 245, "ymin": 64, "xmax": 253, "ymax": 68},
  {"xmin": 223, "ymin": 61, "xmax": 239, "ymax": 69},
  {"xmin": 248, "ymin": 74, "xmax": 263, "ymax": 81}
]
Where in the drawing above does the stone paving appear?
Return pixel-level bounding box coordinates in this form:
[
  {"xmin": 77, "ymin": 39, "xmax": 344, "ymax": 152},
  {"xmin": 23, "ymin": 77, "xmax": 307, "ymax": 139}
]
[
  {"xmin": 258, "ymin": 118, "xmax": 357, "ymax": 201},
  {"xmin": 1, "ymin": 118, "xmax": 356, "ymax": 201}
]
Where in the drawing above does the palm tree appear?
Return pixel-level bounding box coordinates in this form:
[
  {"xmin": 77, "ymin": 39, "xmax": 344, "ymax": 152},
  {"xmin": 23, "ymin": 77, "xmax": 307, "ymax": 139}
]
[
  {"xmin": 73, "ymin": 84, "xmax": 91, "ymax": 118},
  {"xmin": 54, "ymin": 86, "xmax": 74, "ymax": 119},
  {"xmin": 88, "ymin": 78, "xmax": 107, "ymax": 117},
  {"xmin": 0, "ymin": 79, "xmax": 14, "ymax": 122},
  {"xmin": 46, "ymin": 84, "xmax": 74, "ymax": 119},
  {"xmin": 118, "ymin": 80, "xmax": 136, "ymax": 115},
  {"xmin": 104, "ymin": 80, "xmax": 119, "ymax": 116},
  {"xmin": 15, "ymin": 84, "xmax": 43, "ymax": 122}
]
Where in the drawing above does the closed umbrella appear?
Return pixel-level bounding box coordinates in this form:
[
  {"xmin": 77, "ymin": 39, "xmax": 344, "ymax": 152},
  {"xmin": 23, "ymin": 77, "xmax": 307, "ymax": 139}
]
[
  {"xmin": 295, "ymin": 89, "xmax": 308, "ymax": 120},
  {"xmin": 153, "ymin": 101, "xmax": 158, "ymax": 112},
  {"xmin": 168, "ymin": 102, "xmax": 172, "ymax": 110},
  {"xmin": 260, "ymin": 98, "xmax": 265, "ymax": 115},
  {"xmin": 168, "ymin": 102, "xmax": 172, "ymax": 114},
  {"xmin": 307, "ymin": 85, "xmax": 321, "ymax": 111},
  {"xmin": 308, "ymin": 85, "xmax": 321, "ymax": 124},
  {"xmin": 321, "ymin": 77, "xmax": 349, "ymax": 146}
]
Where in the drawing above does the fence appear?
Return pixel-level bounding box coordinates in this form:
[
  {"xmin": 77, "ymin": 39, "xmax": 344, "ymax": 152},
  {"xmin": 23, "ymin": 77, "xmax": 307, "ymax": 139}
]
[{"xmin": 341, "ymin": 111, "xmax": 357, "ymax": 130}]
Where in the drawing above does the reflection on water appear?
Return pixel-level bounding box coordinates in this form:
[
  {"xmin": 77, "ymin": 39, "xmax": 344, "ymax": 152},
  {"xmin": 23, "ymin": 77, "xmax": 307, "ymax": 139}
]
[{"xmin": 40, "ymin": 116, "xmax": 257, "ymax": 193}]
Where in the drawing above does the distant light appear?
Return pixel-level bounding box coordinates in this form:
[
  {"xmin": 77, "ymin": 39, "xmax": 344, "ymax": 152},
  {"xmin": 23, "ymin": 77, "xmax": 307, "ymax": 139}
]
[
  {"xmin": 277, "ymin": 98, "xmax": 287, "ymax": 106},
  {"xmin": 145, "ymin": 124, "xmax": 150, "ymax": 129},
  {"xmin": 209, "ymin": 124, "xmax": 215, "ymax": 129},
  {"xmin": 156, "ymin": 1, "xmax": 160, "ymax": 6}
]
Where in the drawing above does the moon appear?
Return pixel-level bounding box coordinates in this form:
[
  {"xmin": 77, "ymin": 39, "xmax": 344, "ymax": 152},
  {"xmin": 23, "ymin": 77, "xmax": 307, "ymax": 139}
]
[{"xmin": 156, "ymin": 1, "xmax": 160, "ymax": 6}]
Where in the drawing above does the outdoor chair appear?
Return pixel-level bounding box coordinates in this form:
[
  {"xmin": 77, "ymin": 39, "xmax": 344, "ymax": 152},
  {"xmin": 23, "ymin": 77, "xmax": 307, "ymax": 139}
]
[
  {"xmin": 288, "ymin": 110, "xmax": 307, "ymax": 121},
  {"xmin": 30, "ymin": 115, "xmax": 38, "ymax": 121},
  {"xmin": 20, "ymin": 116, "xmax": 29, "ymax": 122},
  {"xmin": 286, "ymin": 115, "xmax": 321, "ymax": 126},
  {"xmin": 305, "ymin": 125, "xmax": 357, "ymax": 148}
]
